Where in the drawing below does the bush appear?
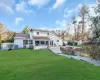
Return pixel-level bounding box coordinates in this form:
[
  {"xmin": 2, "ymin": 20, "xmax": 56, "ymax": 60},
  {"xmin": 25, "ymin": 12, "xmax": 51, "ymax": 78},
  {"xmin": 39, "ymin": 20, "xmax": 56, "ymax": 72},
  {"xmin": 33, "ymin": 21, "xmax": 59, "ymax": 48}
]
[
  {"xmin": 60, "ymin": 47, "xmax": 75, "ymax": 55},
  {"xmin": 7, "ymin": 44, "xmax": 13, "ymax": 51},
  {"xmin": 84, "ymin": 42, "xmax": 100, "ymax": 60},
  {"xmin": 63, "ymin": 42, "xmax": 66, "ymax": 46},
  {"xmin": 67, "ymin": 41, "xmax": 77, "ymax": 46}
]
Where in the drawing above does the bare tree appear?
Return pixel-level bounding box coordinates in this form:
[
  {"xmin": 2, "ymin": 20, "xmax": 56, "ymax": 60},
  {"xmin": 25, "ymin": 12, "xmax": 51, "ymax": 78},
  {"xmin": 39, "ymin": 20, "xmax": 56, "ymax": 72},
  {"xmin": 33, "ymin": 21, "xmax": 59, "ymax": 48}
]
[
  {"xmin": 72, "ymin": 16, "xmax": 77, "ymax": 41},
  {"xmin": 61, "ymin": 30, "xmax": 66, "ymax": 45},
  {"xmin": 76, "ymin": 21, "xmax": 82, "ymax": 41},
  {"xmin": 79, "ymin": 5, "xmax": 88, "ymax": 42}
]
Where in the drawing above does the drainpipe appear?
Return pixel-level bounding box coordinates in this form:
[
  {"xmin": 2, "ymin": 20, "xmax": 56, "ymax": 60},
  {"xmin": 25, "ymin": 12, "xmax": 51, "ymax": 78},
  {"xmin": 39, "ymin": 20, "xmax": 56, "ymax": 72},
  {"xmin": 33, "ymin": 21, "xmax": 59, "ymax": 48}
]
[{"xmin": 30, "ymin": 29, "xmax": 33, "ymax": 39}]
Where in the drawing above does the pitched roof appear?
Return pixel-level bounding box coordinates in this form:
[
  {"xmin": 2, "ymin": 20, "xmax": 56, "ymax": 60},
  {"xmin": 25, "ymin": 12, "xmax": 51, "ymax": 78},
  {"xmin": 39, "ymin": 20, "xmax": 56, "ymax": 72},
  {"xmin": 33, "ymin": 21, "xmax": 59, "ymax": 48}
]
[
  {"xmin": 31, "ymin": 28, "xmax": 51, "ymax": 32},
  {"xmin": 15, "ymin": 33, "xmax": 29, "ymax": 39}
]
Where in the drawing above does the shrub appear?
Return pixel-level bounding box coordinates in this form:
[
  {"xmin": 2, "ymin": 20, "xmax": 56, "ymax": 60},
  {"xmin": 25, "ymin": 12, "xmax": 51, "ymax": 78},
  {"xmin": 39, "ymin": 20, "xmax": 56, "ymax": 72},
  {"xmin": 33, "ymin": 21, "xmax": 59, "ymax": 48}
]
[
  {"xmin": 60, "ymin": 47, "xmax": 75, "ymax": 55},
  {"xmin": 67, "ymin": 41, "xmax": 77, "ymax": 46},
  {"xmin": 63, "ymin": 42, "xmax": 66, "ymax": 46},
  {"xmin": 7, "ymin": 44, "xmax": 13, "ymax": 51},
  {"xmin": 84, "ymin": 42, "xmax": 100, "ymax": 60}
]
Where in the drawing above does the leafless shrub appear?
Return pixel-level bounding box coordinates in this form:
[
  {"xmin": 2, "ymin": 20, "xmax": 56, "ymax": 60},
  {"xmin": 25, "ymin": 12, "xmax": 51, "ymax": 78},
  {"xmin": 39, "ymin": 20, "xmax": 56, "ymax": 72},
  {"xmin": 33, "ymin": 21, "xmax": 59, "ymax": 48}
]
[{"xmin": 84, "ymin": 42, "xmax": 100, "ymax": 60}]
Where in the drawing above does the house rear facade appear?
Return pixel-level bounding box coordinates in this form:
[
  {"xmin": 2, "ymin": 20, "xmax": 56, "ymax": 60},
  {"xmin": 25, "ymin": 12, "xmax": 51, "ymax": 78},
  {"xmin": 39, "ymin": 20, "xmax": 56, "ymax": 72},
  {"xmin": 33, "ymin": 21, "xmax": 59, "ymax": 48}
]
[{"xmin": 14, "ymin": 28, "xmax": 63, "ymax": 49}]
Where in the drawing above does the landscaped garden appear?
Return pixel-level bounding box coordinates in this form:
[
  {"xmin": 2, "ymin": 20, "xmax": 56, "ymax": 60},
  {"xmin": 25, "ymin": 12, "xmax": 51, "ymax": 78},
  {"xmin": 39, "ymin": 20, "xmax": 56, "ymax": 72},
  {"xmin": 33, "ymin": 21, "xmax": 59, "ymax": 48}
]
[{"xmin": 0, "ymin": 49, "xmax": 100, "ymax": 80}]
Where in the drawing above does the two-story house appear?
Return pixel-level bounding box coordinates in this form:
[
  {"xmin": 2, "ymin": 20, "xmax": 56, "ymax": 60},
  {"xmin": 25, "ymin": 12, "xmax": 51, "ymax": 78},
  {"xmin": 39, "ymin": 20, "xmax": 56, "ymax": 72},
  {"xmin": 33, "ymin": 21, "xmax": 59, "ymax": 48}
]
[{"xmin": 14, "ymin": 28, "xmax": 63, "ymax": 49}]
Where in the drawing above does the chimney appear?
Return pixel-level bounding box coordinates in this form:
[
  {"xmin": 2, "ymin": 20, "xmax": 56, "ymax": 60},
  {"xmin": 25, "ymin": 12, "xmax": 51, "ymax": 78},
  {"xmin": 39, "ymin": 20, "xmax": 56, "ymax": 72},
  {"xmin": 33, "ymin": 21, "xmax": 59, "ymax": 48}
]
[{"xmin": 30, "ymin": 29, "xmax": 33, "ymax": 39}]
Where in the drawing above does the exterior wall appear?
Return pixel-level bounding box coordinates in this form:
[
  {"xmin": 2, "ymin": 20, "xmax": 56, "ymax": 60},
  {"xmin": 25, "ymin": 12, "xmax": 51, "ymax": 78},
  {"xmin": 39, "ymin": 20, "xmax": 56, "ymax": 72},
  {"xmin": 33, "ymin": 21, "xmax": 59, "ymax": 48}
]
[
  {"xmin": 14, "ymin": 38, "xmax": 36, "ymax": 48},
  {"xmin": 14, "ymin": 30, "xmax": 63, "ymax": 50},
  {"xmin": 14, "ymin": 38, "xmax": 23, "ymax": 48},
  {"xmin": 34, "ymin": 46, "xmax": 47, "ymax": 50},
  {"xmin": 33, "ymin": 31, "xmax": 51, "ymax": 37},
  {"xmin": 31, "ymin": 30, "xmax": 63, "ymax": 46},
  {"xmin": 50, "ymin": 34, "xmax": 63, "ymax": 46},
  {"xmin": 1, "ymin": 43, "xmax": 13, "ymax": 50}
]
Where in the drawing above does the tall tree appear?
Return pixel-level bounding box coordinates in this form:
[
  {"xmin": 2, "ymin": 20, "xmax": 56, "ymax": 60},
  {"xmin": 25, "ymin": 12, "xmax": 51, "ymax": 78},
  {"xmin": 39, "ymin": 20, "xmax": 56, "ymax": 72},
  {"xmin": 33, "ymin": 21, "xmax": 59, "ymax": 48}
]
[
  {"xmin": 76, "ymin": 21, "xmax": 82, "ymax": 41},
  {"xmin": 0, "ymin": 25, "xmax": 1, "ymax": 49},
  {"xmin": 61, "ymin": 30, "xmax": 66, "ymax": 45},
  {"xmin": 90, "ymin": 3, "xmax": 100, "ymax": 41},
  {"xmin": 22, "ymin": 26, "xmax": 30, "ymax": 34},
  {"xmin": 0, "ymin": 23, "xmax": 7, "ymax": 49},
  {"xmin": 79, "ymin": 5, "xmax": 88, "ymax": 42},
  {"xmin": 72, "ymin": 16, "xmax": 77, "ymax": 41}
]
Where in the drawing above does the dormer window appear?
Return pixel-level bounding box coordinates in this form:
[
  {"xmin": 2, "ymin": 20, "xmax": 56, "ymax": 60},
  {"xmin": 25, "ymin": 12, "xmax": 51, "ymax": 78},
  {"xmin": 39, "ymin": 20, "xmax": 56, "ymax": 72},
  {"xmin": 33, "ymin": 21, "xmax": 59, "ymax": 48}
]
[
  {"xmin": 37, "ymin": 32, "xmax": 39, "ymax": 35},
  {"xmin": 47, "ymin": 33, "xmax": 49, "ymax": 35}
]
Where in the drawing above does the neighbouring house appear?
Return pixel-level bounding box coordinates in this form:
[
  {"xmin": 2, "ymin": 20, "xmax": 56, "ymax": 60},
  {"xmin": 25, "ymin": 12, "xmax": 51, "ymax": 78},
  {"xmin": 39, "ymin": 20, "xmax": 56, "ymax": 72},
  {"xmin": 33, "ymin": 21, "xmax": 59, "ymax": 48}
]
[{"xmin": 14, "ymin": 28, "xmax": 63, "ymax": 49}]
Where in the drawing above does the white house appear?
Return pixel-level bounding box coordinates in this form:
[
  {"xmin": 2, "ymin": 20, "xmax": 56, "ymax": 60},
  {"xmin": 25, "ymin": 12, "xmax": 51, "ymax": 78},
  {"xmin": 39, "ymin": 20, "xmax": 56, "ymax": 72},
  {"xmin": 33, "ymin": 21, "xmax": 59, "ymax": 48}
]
[{"xmin": 14, "ymin": 28, "xmax": 63, "ymax": 49}]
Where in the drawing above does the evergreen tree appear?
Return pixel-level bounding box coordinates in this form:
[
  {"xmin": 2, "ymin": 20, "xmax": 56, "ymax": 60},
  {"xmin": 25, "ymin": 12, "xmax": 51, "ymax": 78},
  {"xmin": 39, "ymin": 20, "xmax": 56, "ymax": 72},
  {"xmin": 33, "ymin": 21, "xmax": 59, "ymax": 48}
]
[
  {"xmin": 90, "ymin": 4, "xmax": 100, "ymax": 41},
  {"xmin": 22, "ymin": 26, "xmax": 30, "ymax": 34}
]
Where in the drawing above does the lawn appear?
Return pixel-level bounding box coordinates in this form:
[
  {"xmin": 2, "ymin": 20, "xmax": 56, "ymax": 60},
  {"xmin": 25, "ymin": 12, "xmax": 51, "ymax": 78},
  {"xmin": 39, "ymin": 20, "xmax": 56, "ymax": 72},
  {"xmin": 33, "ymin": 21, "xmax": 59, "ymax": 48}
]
[{"xmin": 0, "ymin": 49, "xmax": 100, "ymax": 80}]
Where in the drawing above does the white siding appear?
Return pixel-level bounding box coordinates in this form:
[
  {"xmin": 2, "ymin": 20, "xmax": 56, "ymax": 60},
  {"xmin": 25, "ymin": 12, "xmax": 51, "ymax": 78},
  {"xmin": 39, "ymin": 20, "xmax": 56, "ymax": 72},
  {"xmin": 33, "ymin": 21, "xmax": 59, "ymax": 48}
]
[
  {"xmin": 1, "ymin": 43, "xmax": 13, "ymax": 50},
  {"xmin": 33, "ymin": 31, "xmax": 50, "ymax": 37},
  {"xmin": 50, "ymin": 34, "xmax": 63, "ymax": 46},
  {"xmin": 14, "ymin": 39, "xmax": 23, "ymax": 48},
  {"xmin": 34, "ymin": 46, "xmax": 47, "ymax": 49}
]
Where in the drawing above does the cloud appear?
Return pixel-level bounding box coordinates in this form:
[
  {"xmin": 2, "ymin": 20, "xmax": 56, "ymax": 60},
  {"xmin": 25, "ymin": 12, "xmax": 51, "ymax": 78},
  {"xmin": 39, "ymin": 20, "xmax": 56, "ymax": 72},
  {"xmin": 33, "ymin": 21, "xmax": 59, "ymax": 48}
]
[
  {"xmin": 88, "ymin": 4, "xmax": 96, "ymax": 17},
  {"xmin": 15, "ymin": 17, "xmax": 24, "ymax": 25},
  {"xmin": 0, "ymin": 3, "xmax": 14, "ymax": 14},
  {"xmin": 64, "ymin": 8, "xmax": 77, "ymax": 18},
  {"xmin": 63, "ymin": 3, "xmax": 83, "ymax": 18},
  {"xmin": 55, "ymin": 20, "xmax": 75, "ymax": 34},
  {"xmin": 56, "ymin": 20, "xmax": 67, "ymax": 27},
  {"xmin": 0, "ymin": 0, "xmax": 15, "ymax": 7},
  {"xmin": 16, "ymin": 1, "xmax": 34, "ymax": 13},
  {"xmin": 53, "ymin": 0, "xmax": 66, "ymax": 9},
  {"xmin": 28, "ymin": 0, "xmax": 50, "ymax": 8},
  {"xmin": 50, "ymin": 0, "xmax": 66, "ymax": 11}
]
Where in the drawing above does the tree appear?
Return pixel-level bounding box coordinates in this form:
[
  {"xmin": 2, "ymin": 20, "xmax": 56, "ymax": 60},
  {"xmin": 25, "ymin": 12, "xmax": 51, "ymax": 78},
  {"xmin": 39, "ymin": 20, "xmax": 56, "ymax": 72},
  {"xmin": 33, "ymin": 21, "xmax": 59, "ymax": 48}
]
[
  {"xmin": 61, "ymin": 30, "xmax": 66, "ymax": 45},
  {"xmin": 90, "ymin": 3, "xmax": 100, "ymax": 41},
  {"xmin": 22, "ymin": 26, "xmax": 30, "ymax": 34},
  {"xmin": 0, "ymin": 32, "xmax": 1, "ymax": 50},
  {"xmin": 72, "ymin": 16, "xmax": 77, "ymax": 41},
  {"xmin": 76, "ymin": 21, "xmax": 82, "ymax": 41},
  {"xmin": 0, "ymin": 23, "xmax": 14, "ymax": 50},
  {"xmin": 79, "ymin": 5, "xmax": 88, "ymax": 42},
  {"xmin": 83, "ymin": 3, "xmax": 100, "ymax": 60},
  {"xmin": 0, "ymin": 23, "xmax": 7, "ymax": 49},
  {"xmin": 6, "ymin": 32, "xmax": 15, "ymax": 42}
]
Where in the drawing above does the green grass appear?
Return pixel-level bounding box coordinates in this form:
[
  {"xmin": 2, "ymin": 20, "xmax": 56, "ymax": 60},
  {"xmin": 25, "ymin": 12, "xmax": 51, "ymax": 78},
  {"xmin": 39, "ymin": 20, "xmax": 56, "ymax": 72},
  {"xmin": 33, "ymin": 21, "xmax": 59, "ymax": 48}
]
[{"xmin": 0, "ymin": 49, "xmax": 100, "ymax": 80}]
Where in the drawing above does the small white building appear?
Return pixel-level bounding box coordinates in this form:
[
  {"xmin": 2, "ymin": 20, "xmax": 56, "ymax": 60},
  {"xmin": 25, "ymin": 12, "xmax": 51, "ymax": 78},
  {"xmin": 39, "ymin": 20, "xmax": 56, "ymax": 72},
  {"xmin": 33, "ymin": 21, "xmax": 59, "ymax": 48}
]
[{"xmin": 14, "ymin": 28, "xmax": 63, "ymax": 49}]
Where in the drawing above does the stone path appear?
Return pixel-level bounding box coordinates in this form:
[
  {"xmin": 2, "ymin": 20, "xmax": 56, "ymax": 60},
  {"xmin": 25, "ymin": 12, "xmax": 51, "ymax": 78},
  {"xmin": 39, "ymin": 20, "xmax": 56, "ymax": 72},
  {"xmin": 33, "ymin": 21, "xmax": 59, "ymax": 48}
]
[{"xmin": 49, "ymin": 47, "xmax": 100, "ymax": 66}]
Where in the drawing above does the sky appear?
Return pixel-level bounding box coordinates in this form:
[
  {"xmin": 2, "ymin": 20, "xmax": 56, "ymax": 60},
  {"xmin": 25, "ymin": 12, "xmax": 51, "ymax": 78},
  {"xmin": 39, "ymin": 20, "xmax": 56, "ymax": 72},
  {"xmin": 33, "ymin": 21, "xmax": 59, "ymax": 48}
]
[{"xmin": 0, "ymin": 0, "xmax": 96, "ymax": 32}]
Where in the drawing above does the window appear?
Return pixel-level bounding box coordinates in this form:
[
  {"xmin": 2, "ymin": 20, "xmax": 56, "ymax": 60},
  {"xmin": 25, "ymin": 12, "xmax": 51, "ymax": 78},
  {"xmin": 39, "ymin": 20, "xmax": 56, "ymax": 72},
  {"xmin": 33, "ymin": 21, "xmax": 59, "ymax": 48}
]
[
  {"xmin": 29, "ymin": 40, "xmax": 33, "ymax": 44},
  {"xmin": 47, "ymin": 33, "xmax": 49, "ymax": 35},
  {"xmin": 41, "ymin": 41, "xmax": 44, "ymax": 44},
  {"xmin": 23, "ymin": 40, "xmax": 28, "ymax": 45},
  {"xmin": 37, "ymin": 32, "xmax": 39, "ymax": 35},
  {"xmin": 57, "ymin": 40, "xmax": 59, "ymax": 42}
]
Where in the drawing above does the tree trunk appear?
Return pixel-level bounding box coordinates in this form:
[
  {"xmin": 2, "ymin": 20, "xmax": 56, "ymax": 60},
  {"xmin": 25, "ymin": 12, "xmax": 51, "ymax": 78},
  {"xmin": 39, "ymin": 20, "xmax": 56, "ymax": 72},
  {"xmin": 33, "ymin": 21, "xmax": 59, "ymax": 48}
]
[{"xmin": 82, "ymin": 15, "xmax": 85, "ymax": 42}]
